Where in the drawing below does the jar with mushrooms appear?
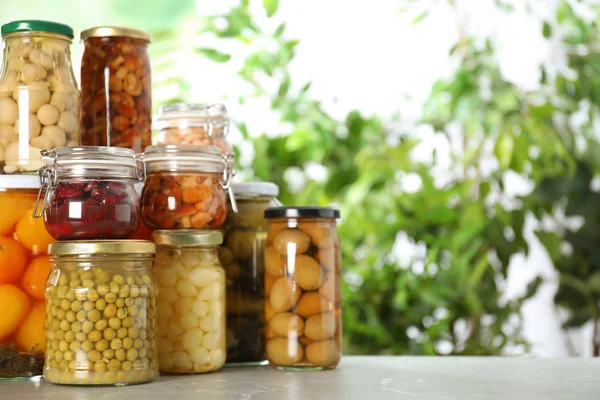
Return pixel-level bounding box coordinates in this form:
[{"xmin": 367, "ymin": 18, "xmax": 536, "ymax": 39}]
[
  {"xmin": 152, "ymin": 230, "xmax": 226, "ymax": 373},
  {"xmin": 0, "ymin": 20, "xmax": 80, "ymax": 174},
  {"xmin": 219, "ymin": 182, "xmax": 280, "ymax": 365},
  {"xmin": 44, "ymin": 240, "xmax": 158, "ymax": 386},
  {"xmin": 80, "ymin": 27, "xmax": 152, "ymax": 153},
  {"xmin": 264, "ymin": 207, "xmax": 342, "ymax": 370}
]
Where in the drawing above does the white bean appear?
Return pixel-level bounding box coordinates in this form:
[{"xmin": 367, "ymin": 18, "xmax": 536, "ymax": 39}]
[
  {"xmin": 57, "ymin": 110, "xmax": 77, "ymax": 134},
  {"xmin": 0, "ymin": 97, "xmax": 18, "ymax": 125},
  {"xmin": 37, "ymin": 103, "xmax": 60, "ymax": 125},
  {"xmin": 66, "ymin": 140, "xmax": 78, "ymax": 147},
  {"xmin": 41, "ymin": 125, "xmax": 66, "ymax": 147},
  {"xmin": 50, "ymin": 92, "xmax": 69, "ymax": 111},
  {"xmin": 7, "ymin": 58, "xmax": 26, "ymax": 72},
  {"xmin": 0, "ymin": 144, "xmax": 5, "ymax": 161},
  {"xmin": 20, "ymin": 63, "xmax": 47, "ymax": 84},
  {"xmin": 181, "ymin": 329, "xmax": 203, "ymax": 350},
  {"xmin": 189, "ymin": 347, "xmax": 209, "ymax": 365},
  {"xmin": 0, "ymin": 71, "xmax": 18, "ymax": 96},
  {"xmin": 30, "ymin": 134, "xmax": 54, "ymax": 150},
  {"xmin": 0, "ymin": 125, "xmax": 15, "ymax": 147},
  {"xmin": 14, "ymin": 113, "xmax": 41, "ymax": 139}
]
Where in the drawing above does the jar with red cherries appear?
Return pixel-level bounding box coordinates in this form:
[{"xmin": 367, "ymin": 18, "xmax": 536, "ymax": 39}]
[{"xmin": 34, "ymin": 146, "xmax": 143, "ymax": 240}]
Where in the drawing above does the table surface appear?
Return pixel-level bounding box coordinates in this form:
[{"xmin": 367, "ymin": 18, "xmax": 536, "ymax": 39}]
[{"xmin": 1, "ymin": 356, "xmax": 599, "ymax": 399}]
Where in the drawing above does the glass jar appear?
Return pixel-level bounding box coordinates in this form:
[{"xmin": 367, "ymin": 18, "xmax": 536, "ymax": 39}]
[
  {"xmin": 0, "ymin": 20, "xmax": 80, "ymax": 174},
  {"xmin": 80, "ymin": 27, "xmax": 152, "ymax": 153},
  {"xmin": 263, "ymin": 207, "xmax": 342, "ymax": 370},
  {"xmin": 220, "ymin": 182, "xmax": 280, "ymax": 365},
  {"xmin": 34, "ymin": 146, "xmax": 143, "ymax": 240},
  {"xmin": 0, "ymin": 175, "xmax": 55, "ymax": 381},
  {"xmin": 44, "ymin": 240, "xmax": 157, "ymax": 386},
  {"xmin": 139, "ymin": 144, "xmax": 235, "ymax": 231},
  {"xmin": 152, "ymin": 230, "xmax": 226, "ymax": 373},
  {"xmin": 155, "ymin": 103, "xmax": 233, "ymax": 164}
]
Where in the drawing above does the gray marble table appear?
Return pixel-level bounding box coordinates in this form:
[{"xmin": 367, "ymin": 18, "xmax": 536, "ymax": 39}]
[{"xmin": 1, "ymin": 356, "xmax": 599, "ymax": 399}]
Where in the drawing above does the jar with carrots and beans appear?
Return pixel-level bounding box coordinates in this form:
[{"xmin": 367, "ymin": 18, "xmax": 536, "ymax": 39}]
[{"xmin": 139, "ymin": 145, "xmax": 235, "ymax": 231}]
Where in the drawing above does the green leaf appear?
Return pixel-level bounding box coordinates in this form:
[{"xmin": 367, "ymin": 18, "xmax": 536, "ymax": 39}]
[
  {"xmin": 524, "ymin": 276, "xmax": 543, "ymax": 300},
  {"xmin": 411, "ymin": 10, "xmax": 428, "ymax": 25},
  {"xmin": 542, "ymin": 21, "xmax": 552, "ymax": 38},
  {"xmin": 195, "ymin": 48, "xmax": 231, "ymax": 63},
  {"xmin": 535, "ymin": 231, "xmax": 562, "ymax": 261},
  {"xmin": 275, "ymin": 23, "xmax": 285, "ymax": 37},
  {"xmin": 263, "ymin": 0, "xmax": 279, "ymax": 17},
  {"xmin": 494, "ymin": 132, "xmax": 513, "ymax": 169}
]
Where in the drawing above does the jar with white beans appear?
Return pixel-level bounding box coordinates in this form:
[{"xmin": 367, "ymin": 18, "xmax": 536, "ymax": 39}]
[
  {"xmin": 151, "ymin": 230, "xmax": 227, "ymax": 373},
  {"xmin": 0, "ymin": 20, "xmax": 80, "ymax": 174}
]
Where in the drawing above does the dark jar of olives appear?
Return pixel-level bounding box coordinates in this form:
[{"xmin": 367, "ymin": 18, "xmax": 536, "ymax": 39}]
[{"xmin": 219, "ymin": 182, "xmax": 280, "ymax": 365}]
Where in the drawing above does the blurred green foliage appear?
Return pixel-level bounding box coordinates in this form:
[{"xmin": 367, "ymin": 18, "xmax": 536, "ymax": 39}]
[{"xmin": 151, "ymin": 0, "xmax": 600, "ymax": 355}]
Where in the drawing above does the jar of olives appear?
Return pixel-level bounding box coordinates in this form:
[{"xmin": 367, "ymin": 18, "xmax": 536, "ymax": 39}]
[
  {"xmin": 264, "ymin": 207, "xmax": 342, "ymax": 370},
  {"xmin": 152, "ymin": 230, "xmax": 226, "ymax": 373},
  {"xmin": 34, "ymin": 146, "xmax": 143, "ymax": 240},
  {"xmin": 220, "ymin": 182, "xmax": 280, "ymax": 365},
  {"xmin": 139, "ymin": 144, "xmax": 236, "ymax": 231},
  {"xmin": 0, "ymin": 20, "xmax": 80, "ymax": 174},
  {"xmin": 44, "ymin": 240, "xmax": 158, "ymax": 386}
]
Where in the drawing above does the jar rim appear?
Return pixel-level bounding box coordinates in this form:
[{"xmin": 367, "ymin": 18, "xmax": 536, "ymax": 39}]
[
  {"xmin": 49, "ymin": 240, "xmax": 156, "ymax": 255},
  {"xmin": 264, "ymin": 207, "xmax": 340, "ymax": 219},
  {"xmin": 44, "ymin": 146, "xmax": 137, "ymax": 167},
  {"xmin": 231, "ymin": 181, "xmax": 279, "ymax": 197},
  {"xmin": 151, "ymin": 229, "xmax": 223, "ymax": 247},
  {"xmin": 80, "ymin": 26, "xmax": 151, "ymax": 42},
  {"xmin": 1, "ymin": 20, "xmax": 74, "ymax": 38},
  {"xmin": 158, "ymin": 103, "xmax": 227, "ymax": 119}
]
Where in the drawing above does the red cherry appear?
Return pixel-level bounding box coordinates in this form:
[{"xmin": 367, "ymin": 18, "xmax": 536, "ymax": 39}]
[{"xmin": 55, "ymin": 186, "xmax": 82, "ymax": 199}]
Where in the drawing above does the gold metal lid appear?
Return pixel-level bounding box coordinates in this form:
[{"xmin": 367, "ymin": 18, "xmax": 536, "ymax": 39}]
[
  {"xmin": 49, "ymin": 240, "xmax": 156, "ymax": 255},
  {"xmin": 151, "ymin": 230, "xmax": 223, "ymax": 247},
  {"xmin": 80, "ymin": 26, "xmax": 151, "ymax": 42}
]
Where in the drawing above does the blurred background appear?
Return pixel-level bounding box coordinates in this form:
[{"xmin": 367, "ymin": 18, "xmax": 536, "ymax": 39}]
[{"xmin": 2, "ymin": 0, "xmax": 600, "ymax": 357}]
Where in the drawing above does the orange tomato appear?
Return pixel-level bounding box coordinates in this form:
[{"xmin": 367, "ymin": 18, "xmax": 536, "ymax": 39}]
[
  {"xmin": 0, "ymin": 236, "xmax": 28, "ymax": 284},
  {"xmin": 21, "ymin": 255, "xmax": 51, "ymax": 301},
  {"xmin": 0, "ymin": 284, "xmax": 31, "ymax": 340},
  {"xmin": 14, "ymin": 207, "xmax": 55, "ymax": 255},
  {"xmin": 0, "ymin": 193, "xmax": 35, "ymax": 235},
  {"xmin": 14, "ymin": 301, "xmax": 45, "ymax": 353}
]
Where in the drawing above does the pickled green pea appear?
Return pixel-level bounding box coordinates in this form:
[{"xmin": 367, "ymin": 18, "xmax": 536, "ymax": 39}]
[
  {"xmin": 82, "ymin": 340, "xmax": 94, "ymax": 352},
  {"xmin": 122, "ymin": 316, "xmax": 133, "ymax": 328},
  {"xmin": 87, "ymin": 288, "xmax": 99, "ymax": 301},
  {"xmin": 87, "ymin": 309, "xmax": 101, "ymax": 322},
  {"xmin": 83, "ymin": 301, "xmax": 95, "ymax": 311},
  {"xmin": 126, "ymin": 348, "xmax": 138, "ymax": 362},
  {"xmin": 69, "ymin": 341, "xmax": 81, "ymax": 352},
  {"xmin": 133, "ymin": 338, "xmax": 143, "ymax": 350},
  {"xmin": 108, "ymin": 359, "xmax": 121, "ymax": 371},
  {"xmin": 64, "ymin": 331, "xmax": 75, "ymax": 343},
  {"xmin": 108, "ymin": 317, "xmax": 121, "ymax": 330},
  {"xmin": 76, "ymin": 332, "xmax": 87, "ymax": 342},
  {"xmin": 97, "ymin": 284, "xmax": 110, "ymax": 297},
  {"xmin": 117, "ymin": 327, "xmax": 127, "ymax": 339},
  {"xmin": 117, "ymin": 308, "xmax": 128, "ymax": 320},
  {"xmin": 94, "ymin": 361, "xmax": 107, "ymax": 372},
  {"xmin": 82, "ymin": 279, "xmax": 95, "ymax": 289},
  {"xmin": 95, "ymin": 298, "xmax": 107, "ymax": 311},
  {"xmin": 69, "ymin": 279, "xmax": 81, "ymax": 287},
  {"xmin": 122, "ymin": 361, "xmax": 132, "ymax": 371},
  {"xmin": 122, "ymin": 337, "xmax": 133, "ymax": 350},
  {"xmin": 60, "ymin": 320, "xmax": 70, "ymax": 331},
  {"xmin": 65, "ymin": 310, "xmax": 76, "ymax": 323},
  {"xmin": 103, "ymin": 328, "xmax": 116, "ymax": 341},
  {"xmin": 88, "ymin": 330, "xmax": 102, "ymax": 342},
  {"xmin": 87, "ymin": 350, "xmax": 102, "ymax": 362},
  {"xmin": 57, "ymin": 309, "xmax": 66, "ymax": 320},
  {"xmin": 55, "ymin": 330, "xmax": 65, "ymax": 341},
  {"xmin": 70, "ymin": 300, "xmax": 82, "ymax": 312},
  {"xmin": 95, "ymin": 319, "xmax": 108, "ymax": 331},
  {"xmin": 103, "ymin": 348, "xmax": 115, "ymax": 359},
  {"xmin": 116, "ymin": 298, "xmax": 125, "ymax": 308},
  {"xmin": 77, "ymin": 310, "xmax": 87, "ymax": 322},
  {"xmin": 113, "ymin": 275, "xmax": 125, "ymax": 285},
  {"xmin": 128, "ymin": 327, "xmax": 139, "ymax": 339},
  {"xmin": 82, "ymin": 321, "xmax": 94, "ymax": 333},
  {"xmin": 59, "ymin": 340, "xmax": 69, "ymax": 352},
  {"xmin": 75, "ymin": 290, "xmax": 88, "ymax": 301},
  {"xmin": 95, "ymin": 339, "xmax": 109, "ymax": 352},
  {"xmin": 60, "ymin": 299, "xmax": 71, "ymax": 311},
  {"xmin": 105, "ymin": 293, "xmax": 117, "ymax": 304},
  {"xmin": 115, "ymin": 348, "xmax": 126, "ymax": 361}
]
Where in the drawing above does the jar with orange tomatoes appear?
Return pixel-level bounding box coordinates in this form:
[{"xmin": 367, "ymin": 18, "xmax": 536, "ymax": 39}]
[{"xmin": 0, "ymin": 175, "xmax": 55, "ymax": 380}]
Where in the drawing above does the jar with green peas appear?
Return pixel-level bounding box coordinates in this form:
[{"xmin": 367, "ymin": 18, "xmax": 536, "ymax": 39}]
[{"xmin": 44, "ymin": 240, "xmax": 158, "ymax": 386}]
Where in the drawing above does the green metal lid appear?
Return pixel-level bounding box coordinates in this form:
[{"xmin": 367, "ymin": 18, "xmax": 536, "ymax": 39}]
[{"xmin": 1, "ymin": 20, "xmax": 74, "ymax": 38}]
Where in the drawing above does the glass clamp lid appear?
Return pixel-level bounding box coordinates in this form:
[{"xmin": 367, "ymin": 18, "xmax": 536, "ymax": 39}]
[
  {"xmin": 231, "ymin": 181, "xmax": 279, "ymax": 198},
  {"xmin": 264, "ymin": 207, "xmax": 341, "ymax": 219},
  {"xmin": 151, "ymin": 229, "xmax": 223, "ymax": 247},
  {"xmin": 32, "ymin": 146, "xmax": 143, "ymax": 218},
  {"xmin": 138, "ymin": 144, "xmax": 238, "ymax": 212}
]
